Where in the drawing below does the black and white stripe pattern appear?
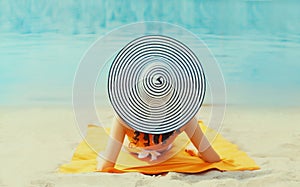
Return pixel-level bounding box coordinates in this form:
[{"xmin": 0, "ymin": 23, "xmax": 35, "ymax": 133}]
[{"xmin": 108, "ymin": 35, "xmax": 206, "ymax": 134}]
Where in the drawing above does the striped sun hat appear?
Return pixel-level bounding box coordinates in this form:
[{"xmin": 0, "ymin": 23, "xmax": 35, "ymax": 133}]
[{"xmin": 108, "ymin": 35, "xmax": 206, "ymax": 134}]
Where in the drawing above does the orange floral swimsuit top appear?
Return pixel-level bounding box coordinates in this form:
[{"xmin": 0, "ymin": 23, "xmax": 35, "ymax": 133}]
[{"xmin": 124, "ymin": 127, "xmax": 180, "ymax": 148}]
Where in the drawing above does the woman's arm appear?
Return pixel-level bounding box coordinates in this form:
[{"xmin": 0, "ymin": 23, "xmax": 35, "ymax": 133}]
[
  {"xmin": 184, "ymin": 117, "xmax": 221, "ymax": 163},
  {"xmin": 97, "ymin": 117, "xmax": 126, "ymax": 170}
]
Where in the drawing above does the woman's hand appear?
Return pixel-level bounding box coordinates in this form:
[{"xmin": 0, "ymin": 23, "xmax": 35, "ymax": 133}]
[
  {"xmin": 198, "ymin": 146, "xmax": 221, "ymax": 163},
  {"xmin": 96, "ymin": 156, "xmax": 115, "ymax": 171}
]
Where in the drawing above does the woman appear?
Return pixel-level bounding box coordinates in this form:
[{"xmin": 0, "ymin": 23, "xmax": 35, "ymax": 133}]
[{"xmin": 97, "ymin": 116, "xmax": 221, "ymax": 171}]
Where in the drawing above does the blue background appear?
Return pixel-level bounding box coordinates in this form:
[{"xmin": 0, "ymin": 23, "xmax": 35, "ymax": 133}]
[{"xmin": 1, "ymin": 0, "xmax": 299, "ymax": 106}]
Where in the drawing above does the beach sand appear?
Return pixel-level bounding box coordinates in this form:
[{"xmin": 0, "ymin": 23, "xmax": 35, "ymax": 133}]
[{"xmin": 1, "ymin": 105, "xmax": 299, "ymax": 187}]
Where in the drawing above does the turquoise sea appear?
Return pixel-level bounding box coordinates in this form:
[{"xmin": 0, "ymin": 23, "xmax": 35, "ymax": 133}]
[{"xmin": 1, "ymin": 0, "xmax": 300, "ymax": 106}]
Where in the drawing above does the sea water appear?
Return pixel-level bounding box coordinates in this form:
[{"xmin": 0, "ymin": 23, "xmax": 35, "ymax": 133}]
[{"xmin": 1, "ymin": 0, "xmax": 300, "ymax": 106}]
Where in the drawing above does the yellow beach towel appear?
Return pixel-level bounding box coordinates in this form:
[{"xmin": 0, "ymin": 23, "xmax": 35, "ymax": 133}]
[{"xmin": 59, "ymin": 121, "xmax": 259, "ymax": 174}]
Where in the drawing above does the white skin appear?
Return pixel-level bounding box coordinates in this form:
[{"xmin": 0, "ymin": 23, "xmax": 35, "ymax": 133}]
[{"xmin": 97, "ymin": 116, "xmax": 221, "ymax": 170}]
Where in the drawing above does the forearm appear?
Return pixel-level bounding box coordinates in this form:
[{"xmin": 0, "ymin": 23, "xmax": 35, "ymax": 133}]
[
  {"xmin": 100, "ymin": 135, "xmax": 124, "ymax": 167},
  {"xmin": 97, "ymin": 117, "xmax": 125, "ymax": 170},
  {"xmin": 197, "ymin": 140, "xmax": 220, "ymax": 163},
  {"xmin": 184, "ymin": 117, "xmax": 220, "ymax": 162}
]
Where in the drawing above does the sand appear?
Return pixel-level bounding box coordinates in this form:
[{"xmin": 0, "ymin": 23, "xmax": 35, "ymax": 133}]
[{"xmin": 0, "ymin": 105, "xmax": 299, "ymax": 187}]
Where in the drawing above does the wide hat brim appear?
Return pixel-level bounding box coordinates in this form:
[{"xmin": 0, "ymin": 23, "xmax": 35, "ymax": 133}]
[{"xmin": 108, "ymin": 35, "xmax": 206, "ymax": 134}]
